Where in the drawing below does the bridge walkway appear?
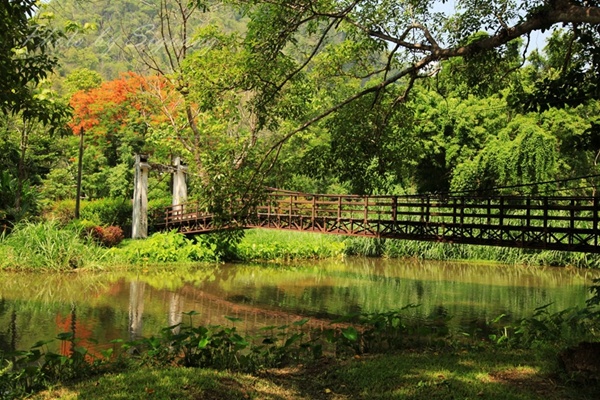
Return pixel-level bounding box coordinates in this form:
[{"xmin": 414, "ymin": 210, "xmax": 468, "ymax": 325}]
[{"xmin": 156, "ymin": 189, "xmax": 600, "ymax": 253}]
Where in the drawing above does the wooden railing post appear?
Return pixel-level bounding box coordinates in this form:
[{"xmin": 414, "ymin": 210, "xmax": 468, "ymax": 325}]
[
  {"xmin": 526, "ymin": 197, "xmax": 531, "ymax": 228},
  {"xmin": 570, "ymin": 198, "xmax": 575, "ymax": 245},
  {"xmin": 499, "ymin": 196, "xmax": 504, "ymax": 240},
  {"xmin": 337, "ymin": 196, "xmax": 342, "ymax": 221},
  {"xmin": 364, "ymin": 196, "xmax": 368, "ymax": 223},
  {"xmin": 594, "ymin": 196, "xmax": 599, "ymax": 247},
  {"xmin": 460, "ymin": 196, "xmax": 465, "ymax": 226},
  {"xmin": 392, "ymin": 196, "xmax": 397, "ymax": 223},
  {"xmin": 452, "ymin": 197, "xmax": 457, "ymax": 225},
  {"xmin": 543, "ymin": 197, "xmax": 548, "ymax": 243},
  {"xmin": 312, "ymin": 195, "xmax": 316, "ymax": 225}
]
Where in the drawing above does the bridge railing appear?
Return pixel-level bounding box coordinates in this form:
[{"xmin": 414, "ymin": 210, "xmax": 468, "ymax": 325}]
[
  {"xmin": 159, "ymin": 189, "xmax": 600, "ymax": 251},
  {"xmin": 254, "ymin": 191, "xmax": 599, "ymax": 232}
]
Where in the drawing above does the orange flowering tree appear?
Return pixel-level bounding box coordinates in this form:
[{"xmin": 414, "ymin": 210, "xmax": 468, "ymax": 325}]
[{"xmin": 67, "ymin": 73, "xmax": 177, "ymax": 199}]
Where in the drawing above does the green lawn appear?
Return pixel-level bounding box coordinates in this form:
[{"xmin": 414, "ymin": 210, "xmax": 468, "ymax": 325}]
[{"xmin": 32, "ymin": 347, "xmax": 599, "ymax": 400}]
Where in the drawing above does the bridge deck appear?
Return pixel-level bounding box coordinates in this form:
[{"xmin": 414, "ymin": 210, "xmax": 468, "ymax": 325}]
[{"xmin": 155, "ymin": 190, "xmax": 600, "ymax": 253}]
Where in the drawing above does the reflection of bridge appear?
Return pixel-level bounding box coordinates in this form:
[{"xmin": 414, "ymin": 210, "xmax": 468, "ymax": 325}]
[{"xmin": 156, "ymin": 188, "xmax": 600, "ymax": 253}]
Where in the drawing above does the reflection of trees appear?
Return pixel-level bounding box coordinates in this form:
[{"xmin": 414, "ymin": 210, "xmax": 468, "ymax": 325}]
[
  {"xmin": 128, "ymin": 281, "xmax": 146, "ymax": 341},
  {"xmin": 167, "ymin": 292, "xmax": 183, "ymax": 334},
  {"xmin": 0, "ymin": 309, "xmax": 17, "ymax": 352},
  {"xmin": 0, "ymin": 297, "xmax": 17, "ymax": 352},
  {"xmin": 55, "ymin": 306, "xmax": 78, "ymax": 356}
]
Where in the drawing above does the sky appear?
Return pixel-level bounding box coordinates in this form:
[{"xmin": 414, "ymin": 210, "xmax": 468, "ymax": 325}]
[{"xmin": 433, "ymin": 0, "xmax": 553, "ymax": 54}]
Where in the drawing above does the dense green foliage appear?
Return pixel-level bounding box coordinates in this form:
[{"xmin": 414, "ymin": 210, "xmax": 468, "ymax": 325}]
[
  {"xmin": 236, "ymin": 230, "xmax": 345, "ymax": 261},
  {"xmin": 2, "ymin": 222, "xmax": 599, "ymax": 271},
  {"xmin": 1, "ymin": 0, "xmax": 600, "ymax": 267}
]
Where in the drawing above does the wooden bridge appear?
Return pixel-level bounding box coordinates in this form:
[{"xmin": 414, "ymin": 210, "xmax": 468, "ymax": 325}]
[{"xmin": 155, "ymin": 188, "xmax": 600, "ymax": 253}]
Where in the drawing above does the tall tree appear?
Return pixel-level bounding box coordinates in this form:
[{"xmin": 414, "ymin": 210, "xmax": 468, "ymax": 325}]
[
  {"xmin": 0, "ymin": 2, "xmax": 71, "ymax": 221},
  {"xmin": 0, "ymin": 1, "xmax": 62, "ymax": 117},
  {"xmin": 228, "ymin": 0, "xmax": 600, "ymax": 180}
]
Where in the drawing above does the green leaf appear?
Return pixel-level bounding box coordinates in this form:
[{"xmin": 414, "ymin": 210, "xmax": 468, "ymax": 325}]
[
  {"xmin": 31, "ymin": 339, "xmax": 52, "ymax": 348},
  {"xmin": 198, "ymin": 337, "xmax": 210, "ymax": 349},
  {"xmin": 341, "ymin": 326, "xmax": 359, "ymax": 342},
  {"xmin": 56, "ymin": 332, "xmax": 74, "ymax": 341},
  {"xmin": 284, "ymin": 333, "xmax": 303, "ymax": 348}
]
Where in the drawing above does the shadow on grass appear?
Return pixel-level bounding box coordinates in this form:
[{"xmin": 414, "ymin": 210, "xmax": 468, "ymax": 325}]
[
  {"xmin": 49, "ymin": 366, "xmax": 298, "ymax": 400},
  {"xmin": 271, "ymin": 348, "xmax": 600, "ymax": 400},
  {"xmin": 33, "ymin": 348, "xmax": 600, "ymax": 400}
]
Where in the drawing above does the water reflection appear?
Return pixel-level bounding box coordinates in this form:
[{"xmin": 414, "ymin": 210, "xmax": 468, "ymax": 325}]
[
  {"xmin": 0, "ymin": 258, "xmax": 597, "ymax": 352},
  {"xmin": 128, "ymin": 281, "xmax": 145, "ymax": 341}
]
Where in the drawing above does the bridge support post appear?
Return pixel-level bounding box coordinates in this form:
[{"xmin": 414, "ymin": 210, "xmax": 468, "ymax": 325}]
[
  {"xmin": 172, "ymin": 156, "xmax": 188, "ymax": 215},
  {"xmin": 132, "ymin": 154, "xmax": 150, "ymax": 239}
]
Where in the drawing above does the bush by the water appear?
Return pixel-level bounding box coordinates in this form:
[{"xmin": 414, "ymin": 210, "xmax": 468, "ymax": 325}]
[
  {"xmin": 111, "ymin": 230, "xmax": 221, "ymax": 263},
  {"xmin": 91, "ymin": 225, "xmax": 124, "ymax": 247},
  {"xmin": 236, "ymin": 230, "xmax": 346, "ymax": 261},
  {"xmin": 44, "ymin": 198, "xmax": 131, "ymax": 233},
  {"xmin": 44, "ymin": 197, "xmax": 172, "ymax": 237},
  {"xmin": 0, "ymin": 221, "xmax": 107, "ymax": 271}
]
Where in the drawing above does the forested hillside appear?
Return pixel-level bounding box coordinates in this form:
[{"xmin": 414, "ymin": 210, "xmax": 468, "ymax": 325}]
[{"xmin": 2, "ymin": 0, "xmax": 600, "ymax": 228}]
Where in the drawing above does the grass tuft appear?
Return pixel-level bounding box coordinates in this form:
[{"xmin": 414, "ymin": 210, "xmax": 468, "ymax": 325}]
[{"xmin": 0, "ymin": 221, "xmax": 107, "ymax": 271}]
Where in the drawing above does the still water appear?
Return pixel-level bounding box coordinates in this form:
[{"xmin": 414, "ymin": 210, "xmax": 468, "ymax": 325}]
[{"xmin": 0, "ymin": 258, "xmax": 597, "ymax": 354}]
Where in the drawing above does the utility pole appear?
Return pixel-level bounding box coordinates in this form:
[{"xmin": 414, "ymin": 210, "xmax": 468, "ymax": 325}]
[{"xmin": 75, "ymin": 127, "xmax": 84, "ymax": 219}]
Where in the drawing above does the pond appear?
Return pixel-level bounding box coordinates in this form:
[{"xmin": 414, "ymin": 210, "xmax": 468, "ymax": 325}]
[{"xmin": 0, "ymin": 257, "xmax": 597, "ymax": 355}]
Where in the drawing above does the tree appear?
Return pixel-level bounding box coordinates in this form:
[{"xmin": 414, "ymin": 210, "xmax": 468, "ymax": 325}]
[
  {"xmin": 0, "ymin": 1, "xmax": 63, "ymax": 117},
  {"xmin": 68, "ymin": 73, "xmax": 166, "ymax": 199},
  {"xmin": 228, "ymin": 0, "xmax": 600, "ymax": 177}
]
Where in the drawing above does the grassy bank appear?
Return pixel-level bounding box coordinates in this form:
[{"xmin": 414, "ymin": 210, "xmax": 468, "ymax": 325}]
[
  {"xmin": 345, "ymin": 236, "xmax": 599, "ymax": 267},
  {"xmin": 2, "ymin": 222, "xmax": 600, "ymax": 271},
  {"xmin": 240, "ymin": 229, "xmax": 600, "ymax": 268},
  {"xmin": 0, "ymin": 221, "xmax": 108, "ymax": 271},
  {"xmin": 236, "ymin": 229, "xmax": 346, "ymax": 262}
]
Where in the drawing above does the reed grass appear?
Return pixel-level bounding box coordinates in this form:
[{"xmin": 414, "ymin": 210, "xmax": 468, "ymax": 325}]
[
  {"xmin": 0, "ymin": 221, "xmax": 107, "ymax": 271},
  {"xmin": 240, "ymin": 230, "xmax": 600, "ymax": 267}
]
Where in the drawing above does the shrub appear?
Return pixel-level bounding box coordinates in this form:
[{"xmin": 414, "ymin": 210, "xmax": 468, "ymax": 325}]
[
  {"xmin": 91, "ymin": 225, "xmax": 124, "ymax": 247},
  {"xmin": 44, "ymin": 198, "xmax": 132, "ymax": 233},
  {"xmin": 44, "ymin": 199, "xmax": 77, "ymax": 225},
  {"xmin": 236, "ymin": 230, "xmax": 345, "ymax": 261},
  {"xmin": 112, "ymin": 231, "xmax": 219, "ymax": 263},
  {"xmin": 80, "ymin": 198, "xmax": 132, "ymax": 230}
]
